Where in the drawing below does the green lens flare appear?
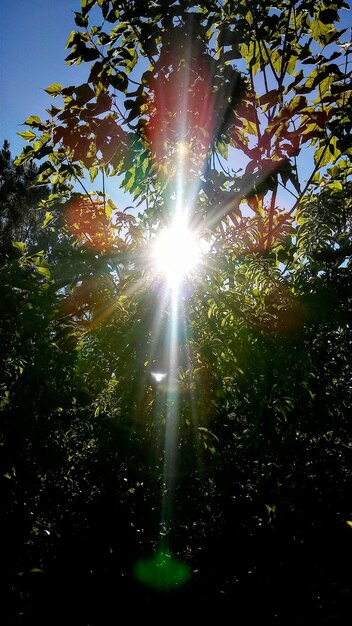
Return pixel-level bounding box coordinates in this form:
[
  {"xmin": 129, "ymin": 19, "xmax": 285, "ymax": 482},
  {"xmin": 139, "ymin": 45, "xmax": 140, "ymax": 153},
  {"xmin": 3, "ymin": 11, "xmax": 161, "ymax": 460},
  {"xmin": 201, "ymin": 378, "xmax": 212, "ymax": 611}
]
[{"xmin": 134, "ymin": 549, "xmax": 191, "ymax": 590}]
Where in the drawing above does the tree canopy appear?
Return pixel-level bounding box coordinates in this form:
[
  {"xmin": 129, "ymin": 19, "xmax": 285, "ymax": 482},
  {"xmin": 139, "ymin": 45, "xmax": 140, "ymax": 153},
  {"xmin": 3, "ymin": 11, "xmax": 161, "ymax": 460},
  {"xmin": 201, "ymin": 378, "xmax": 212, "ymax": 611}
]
[{"xmin": 1, "ymin": 0, "xmax": 352, "ymax": 622}]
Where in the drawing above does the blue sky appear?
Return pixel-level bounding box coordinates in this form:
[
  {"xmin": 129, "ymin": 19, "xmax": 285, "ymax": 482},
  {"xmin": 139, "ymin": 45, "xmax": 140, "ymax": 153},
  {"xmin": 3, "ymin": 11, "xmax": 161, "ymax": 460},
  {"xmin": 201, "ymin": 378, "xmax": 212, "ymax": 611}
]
[
  {"xmin": 0, "ymin": 0, "xmax": 86, "ymax": 156},
  {"xmin": 0, "ymin": 0, "xmax": 129, "ymax": 207}
]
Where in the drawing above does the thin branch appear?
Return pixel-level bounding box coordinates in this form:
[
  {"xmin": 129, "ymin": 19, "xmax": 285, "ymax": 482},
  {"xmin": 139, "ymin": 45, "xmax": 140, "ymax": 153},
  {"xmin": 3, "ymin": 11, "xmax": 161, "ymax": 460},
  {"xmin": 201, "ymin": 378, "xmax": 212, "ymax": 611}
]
[
  {"xmin": 102, "ymin": 165, "xmax": 106, "ymax": 215},
  {"xmin": 61, "ymin": 143, "xmax": 96, "ymax": 209},
  {"xmin": 279, "ymin": 2, "xmax": 294, "ymax": 89},
  {"xmin": 257, "ymin": 37, "xmax": 280, "ymax": 85},
  {"xmin": 215, "ymin": 150, "xmax": 230, "ymax": 176},
  {"xmin": 266, "ymin": 186, "xmax": 277, "ymax": 251},
  {"xmin": 249, "ymin": 65, "xmax": 261, "ymax": 140},
  {"xmin": 262, "ymin": 142, "xmax": 330, "ymax": 245},
  {"xmin": 121, "ymin": 1, "xmax": 155, "ymax": 66},
  {"xmin": 278, "ymin": 179, "xmax": 298, "ymax": 199},
  {"xmin": 289, "ymin": 142, "xmax": 330, "ymax": 215}
]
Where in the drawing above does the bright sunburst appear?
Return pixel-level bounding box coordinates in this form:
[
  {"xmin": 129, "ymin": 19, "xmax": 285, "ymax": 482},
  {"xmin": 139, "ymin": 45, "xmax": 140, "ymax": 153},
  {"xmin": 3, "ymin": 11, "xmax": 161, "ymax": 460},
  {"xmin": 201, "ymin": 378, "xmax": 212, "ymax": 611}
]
[{"xmin": 153, "ymin": 218, "xmax": 200, "ymax": 288}]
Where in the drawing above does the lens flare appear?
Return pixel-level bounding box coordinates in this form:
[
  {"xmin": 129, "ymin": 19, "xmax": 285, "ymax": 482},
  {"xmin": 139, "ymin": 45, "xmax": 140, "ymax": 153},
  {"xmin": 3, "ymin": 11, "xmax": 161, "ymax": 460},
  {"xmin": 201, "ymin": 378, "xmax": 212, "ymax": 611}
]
[
  {"xmin": 134, "ymin": 548, "xmax": 191, "ymax": 590},
  {"xmin": 151, "ymin": 372, "xmax": 167, "ymax": 383},
  {"xmin": 153, "ymin": 220, "xmax": 200, "ymax": 287}
]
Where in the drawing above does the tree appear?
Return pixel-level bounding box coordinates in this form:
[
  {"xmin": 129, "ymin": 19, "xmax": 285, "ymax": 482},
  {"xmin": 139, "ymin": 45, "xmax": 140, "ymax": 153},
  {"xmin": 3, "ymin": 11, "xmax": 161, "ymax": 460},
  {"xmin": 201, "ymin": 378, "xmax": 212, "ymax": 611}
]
[
  {"xmin": 0, "ymin": 141, "xmax": 49, "ymax": 249},
  {"xmin": 2, "ymin": 0, "xmax": 352, "ymax": 622}
]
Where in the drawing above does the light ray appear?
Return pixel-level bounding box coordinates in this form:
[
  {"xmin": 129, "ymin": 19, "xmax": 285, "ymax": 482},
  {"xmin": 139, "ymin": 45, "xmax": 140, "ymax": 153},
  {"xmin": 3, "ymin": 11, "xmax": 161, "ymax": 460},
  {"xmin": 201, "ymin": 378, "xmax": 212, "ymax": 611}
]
[{"xmin": 134, "ymin": 29, "xmax": 220, "ymax": 590}]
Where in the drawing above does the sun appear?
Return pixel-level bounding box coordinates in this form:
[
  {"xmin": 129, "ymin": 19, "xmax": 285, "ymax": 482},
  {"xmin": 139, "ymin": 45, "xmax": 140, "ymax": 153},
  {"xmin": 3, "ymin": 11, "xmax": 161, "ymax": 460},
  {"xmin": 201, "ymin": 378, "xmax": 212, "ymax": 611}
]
[{"xmin": 153, "ymin": 218, "xmax": 200, "ymax": 287}]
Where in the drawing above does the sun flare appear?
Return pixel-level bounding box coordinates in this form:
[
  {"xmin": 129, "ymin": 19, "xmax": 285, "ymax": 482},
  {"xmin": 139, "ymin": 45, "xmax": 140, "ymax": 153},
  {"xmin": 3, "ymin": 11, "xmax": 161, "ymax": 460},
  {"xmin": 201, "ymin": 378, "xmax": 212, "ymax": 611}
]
[{"xmin": 153, "ymin": 219, "xmax": 200, "ymax": 287}]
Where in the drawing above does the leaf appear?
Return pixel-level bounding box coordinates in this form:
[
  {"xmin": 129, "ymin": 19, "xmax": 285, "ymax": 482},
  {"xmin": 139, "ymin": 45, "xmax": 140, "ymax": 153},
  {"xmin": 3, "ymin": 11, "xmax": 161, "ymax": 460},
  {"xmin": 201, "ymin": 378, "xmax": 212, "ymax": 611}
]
[
  {"xmin": 285, "ymin": 70, "xmax": 304, "ymax": 94},
  {"xmin": 125, "ymin": 169, "xmax": 135, "ymax": 192},
  {"xmin": 43, "ymin": 211, "xmax": 54, "ymax": 228},
  {"xmin": 109, "ymin": 72, "xmax": 128, "ymax": 92},
  {"xmin": 46, "ymin": 105, "xmax": 61, "ymax": 117},
  {"xmin": 17, "ymin": 129, "xmax": 36, "ymax": 142},
  {"xmin": 325, "ymin": 180, "xmax": 343, "ymax": 192},
  {"xmin": 314, "ymin": 144, "xmax": 332, "ymax": 168},
  {"xmin": 14, "ymin": 145, "xmax": 34, "ymax": 165},
  {"xmin": 259, "ymin": 89, "xmax": 282, "ymax": 108},
  {"xmin": 105, "ymin": 202, "xmax": 113, "ymax": 219},
  {"xmin": 24, "ymin": 115, "xmax": 42, "ymax": 127},
  {"xmin": 36, "ymin": 266, "xmax": 51, "ymax": 278},
  {"xmin": 217, "ymin": 141, "xmax": 229, "ymax": 160},
  {"xmin": 126, "ymin": 105, "xmax": 140, "ymax": 123},
  {"xmin": 74, "ymin": 11, "xmax": 89, "ymax": 27},
  {"xmin": 44, "ymin": 83, "xmax": 62, "ymax": 96},
  {"xmin": 286, "ymin": 52, "xmax": 298, "ymax": 76},
  {"xmin": 288, "ymin": 96, "xmax": 307, "ymax": 115},
  {"xmin": 141, "ymin": 70, "xmax": 152, "ymax": 85},
  {"xmin": 311, "ymin": 17, "xmax": 337, "ymax": 46},
  {"xmin": 89, "ymin": 166, "xmax": 99, "ymax": 182},
  {"xmin": 81, "ymin": 0, "xmax": 96, "ymax": 15},
  {"xmin": 105, "ymin": 8, "xmax": 118, "ymax": 23},
  {"xmin": 331, "ymin": 83, "xmax": 352, "ymax": 96},
  {"xmin": 197, "ymin": 426, "xmax": 219, "ymax": 443},
  {"xmin": 242, "ymin": 118, "xmax": 257, "ymax": 136},
  {"xmin": 319, "ymin": 9, "xmax": 338, "ymax": 24},
  {"xmin": 81, "ymin": 47, "xmax": 100, "ymax": 62},
  {"xmin": 12, "ymin": 241, "xmax": 26, "ymax": 252},
  {"xmin": 75, "ymin": 83, "xmax": 95, "ymax": 104}
]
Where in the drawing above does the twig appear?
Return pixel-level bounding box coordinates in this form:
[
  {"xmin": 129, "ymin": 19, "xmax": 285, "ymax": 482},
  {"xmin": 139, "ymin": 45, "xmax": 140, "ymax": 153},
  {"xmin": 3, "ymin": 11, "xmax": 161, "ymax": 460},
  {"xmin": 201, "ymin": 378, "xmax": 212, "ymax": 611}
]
[{"xmin": 266, "ymin": 186, "xmax": 277, "ymax": 251}]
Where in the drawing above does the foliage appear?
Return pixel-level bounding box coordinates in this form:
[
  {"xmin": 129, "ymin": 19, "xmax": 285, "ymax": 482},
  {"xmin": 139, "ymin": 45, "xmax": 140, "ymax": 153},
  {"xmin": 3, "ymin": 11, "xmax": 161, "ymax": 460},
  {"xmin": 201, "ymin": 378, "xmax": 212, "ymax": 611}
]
[
  {"xmin": 0, "ymin": 140, "xmax": 49, "ymax": 249},
  {"xmin": 1, "ymin": 0, "xmax": 352, "ymax": 622}
]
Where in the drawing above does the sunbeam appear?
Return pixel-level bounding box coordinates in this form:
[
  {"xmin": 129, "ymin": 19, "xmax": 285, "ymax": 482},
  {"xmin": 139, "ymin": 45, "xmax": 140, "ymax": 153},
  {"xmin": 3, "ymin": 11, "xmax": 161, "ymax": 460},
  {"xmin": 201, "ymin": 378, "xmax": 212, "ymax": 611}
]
[{"xmin": 134, "ymin": 23, "xmax": 219, "ymax": 590}]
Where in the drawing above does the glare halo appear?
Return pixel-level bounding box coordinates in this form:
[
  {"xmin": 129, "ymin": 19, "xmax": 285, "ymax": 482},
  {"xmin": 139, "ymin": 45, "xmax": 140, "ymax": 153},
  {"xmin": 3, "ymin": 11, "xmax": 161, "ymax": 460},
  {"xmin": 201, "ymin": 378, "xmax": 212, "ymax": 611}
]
[{"xmin": 153, "ymin": 218, "xmax": 200, "ymax": 287}]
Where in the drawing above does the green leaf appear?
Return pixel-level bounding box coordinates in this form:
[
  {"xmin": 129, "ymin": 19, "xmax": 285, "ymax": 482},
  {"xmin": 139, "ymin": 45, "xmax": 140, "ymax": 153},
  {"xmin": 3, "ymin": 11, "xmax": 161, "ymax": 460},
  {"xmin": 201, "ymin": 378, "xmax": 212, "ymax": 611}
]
[
  {"xmin": 14, "ymin": 145, "xmax": 34, "ymax": 165},
  {"xmin": 66, "ymin": 30, "xmax": 80, "ymax": 49},
  {"xmin": 314, "ymin": 144, "xmax": 331, "ymax": 168},
  {"xmin": 81, "ymin": 0, "xmax": 96, "ymax": 15},
  {"xmin": 310, "ymin": 16, "xmax": 337, "ymax": 46},
  {"xmin": 197, "ymin": 426, "xmax": 219, "ymax": 443},
  {"xmin": 43, "ymin": 211, "xmax": 54, "ymax": 228},
  {"xmin": 89, "ymin": 166, "xmax": 99, "ymax": 182},
  {"xmin": 326, "ymin": 180, "xmax": 343, "ymax": 193},
  {"xmin": 44, "ymin": 83, "xmax": 62, "ymax": 96},
  {"xmin": 105, "ymin": 202, "xmax": 113, "ymax": 219},
  {"xmin": 24, "ymin": 115, "xmax": 42, "ymax": 127},
  {"xmin": 17, "ymin": 129, "xmax": 36, "ymax": 142},
  {"xmin": 288, "ymin": 95, "xmax": 307, "ymax": 115},
  {"xmin": 217, "ymin": 141, "xmax": 229, "ymax": 160},
  {"xmin": 12, "ymin": 241, "xmax": 26, "ymax": 252},
  {"xmin": 36, "ymin": 266, "xmax": 51, "ymax": 278},
  {"xmin": 125, "ymin": 169, "xmax": 135, "ymax": 192}
]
